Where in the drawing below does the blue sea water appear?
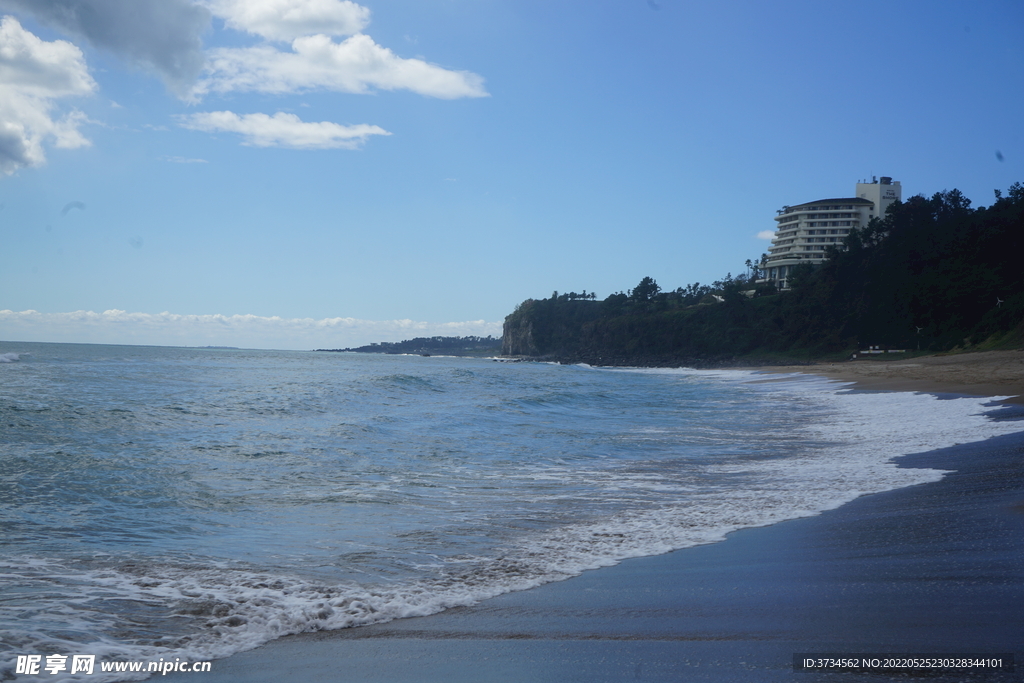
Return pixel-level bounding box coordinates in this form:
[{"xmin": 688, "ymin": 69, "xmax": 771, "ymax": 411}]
[{"xmin": 1, "ymin": 342, "xmax": 1021, "ymax": 681}]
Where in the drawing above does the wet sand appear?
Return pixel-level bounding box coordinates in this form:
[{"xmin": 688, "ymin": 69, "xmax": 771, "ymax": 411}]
[
  {"xmin": 165, "ymin": 430, "xmax": 1024, "ymax": 682},
  {"xmin": 753, "ymin": 349, "xmax": 1024, "ymax": 403},
  {"xmin": 163, "ymin": 351, "xmax": 1024, "ymax": 683}
]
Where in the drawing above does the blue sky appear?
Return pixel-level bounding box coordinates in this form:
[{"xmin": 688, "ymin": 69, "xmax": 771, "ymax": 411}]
[{"xmin": 1, "ymin": 0, "xmax": 1021, "ymax": 349}]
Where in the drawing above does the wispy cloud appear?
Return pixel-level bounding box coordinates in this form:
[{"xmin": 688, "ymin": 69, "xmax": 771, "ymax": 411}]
[
  {"xmin": 756, "ymin": 230, "xmax": 776, "ymax": 240},
  {"xmin": 0, "ymin": 309, "xmax": 502, "ymax": 350},
  {"xmin": 193, "ymin": 33, "xmax": 487, "ymax": 100},
  {"xmin": 178, "ymin": 111, "xmax": 390, "ymax": 149},
  {"xmin": 161, "ymin": 155, "xmax": 208, "ymax": 163},
  {"xmin": 203, "ymin": 0, "xmax": 370, "ymax": 42},
  {"xmin": 191, "ymin": 0, "xmax": 484, "ymax": 101}
]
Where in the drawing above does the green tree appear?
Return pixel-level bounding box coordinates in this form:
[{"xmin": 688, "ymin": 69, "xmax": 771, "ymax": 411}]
[{"xmin": 630, "ymin": 276, "xmax": 661, "ymax": 302}]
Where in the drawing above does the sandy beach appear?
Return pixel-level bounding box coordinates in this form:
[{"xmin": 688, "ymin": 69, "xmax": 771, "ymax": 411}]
[
  {"xmin": 162, "ymin": 350, "xmax": 1024, "ymax": 683},
  {"xmin": 753, "ymin": 349, "xmax": 1024, "ymax": 403}
]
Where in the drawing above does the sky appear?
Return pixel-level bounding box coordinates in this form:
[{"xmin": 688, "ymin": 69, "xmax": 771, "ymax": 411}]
[{"xmin": 1, "ymin": 0, "xmax": 1022, "ymax": 350}]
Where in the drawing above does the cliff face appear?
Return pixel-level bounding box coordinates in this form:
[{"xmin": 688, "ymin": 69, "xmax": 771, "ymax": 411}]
[
  {"xmin": 500, "ymin": 295, "xmax": 771, "ymax": 364},
  {"xmin": 500, "ymin": 296, "xmax": 757, "ymax": 366},
  {"xmin": 501, "ymin": 306, "xmax": 538, "ymax": 356}
]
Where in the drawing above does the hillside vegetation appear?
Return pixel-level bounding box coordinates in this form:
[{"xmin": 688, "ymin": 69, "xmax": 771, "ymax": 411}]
[
  {"xmin": 319, "ymin": 336, "xmax": 502, "ymax": 356},
  {"xmin": 503, "ymin": 183, "xmax": 1024, "ymax": 366}
]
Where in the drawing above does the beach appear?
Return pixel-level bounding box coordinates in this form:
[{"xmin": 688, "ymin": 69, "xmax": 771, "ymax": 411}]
[
  {"xmin": 754, "ymin": 349, "xmax": 1024, "ymax": 403},
  {"xmin": 161, "ymin": 351, "xmax": 1024, "ymax": 683}
]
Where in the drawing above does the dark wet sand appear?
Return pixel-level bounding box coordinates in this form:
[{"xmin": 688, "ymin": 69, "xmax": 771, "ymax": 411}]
[
  {"xmin": 753, "ymin": 349, "xmax": 1024, "ymax": 404},
  {"xmin": 167, "ymin": 412, "xmax": 1024, "ymax": 682}
]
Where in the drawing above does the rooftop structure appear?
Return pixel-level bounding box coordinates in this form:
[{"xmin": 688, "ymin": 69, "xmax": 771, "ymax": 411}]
[{"xmin": 761, "ymin": 177, "xmax": 901, "ymax": 289}]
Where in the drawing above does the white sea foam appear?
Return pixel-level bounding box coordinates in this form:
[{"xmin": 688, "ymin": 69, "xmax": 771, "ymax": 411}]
[
  {"xmin": 0, "ymin": 352, "xmax": 21, "ymax": 362},
  {"xmin": 2, "ymin": 367, "xmax": 1021, "ymax": 682}
]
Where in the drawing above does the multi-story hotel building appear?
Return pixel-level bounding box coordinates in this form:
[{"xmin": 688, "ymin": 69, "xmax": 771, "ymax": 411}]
[{"xmin": 761, "ymin": 177, "xmax": 901, "ymax": 289}]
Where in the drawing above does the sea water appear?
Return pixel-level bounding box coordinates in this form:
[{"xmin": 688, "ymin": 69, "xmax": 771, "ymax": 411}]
[{"xmin": 2, "ymin": 342, "xmax": 1022, "ymax": 681}]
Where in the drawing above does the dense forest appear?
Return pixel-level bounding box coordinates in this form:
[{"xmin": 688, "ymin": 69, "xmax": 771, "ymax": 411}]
[
  {"xmin": 318, "ymin": 335, "xmax": 502, "ymax": 356},
  {"xmin": 503, "ymin": 183, "xmax": 1024, "ymax": 366}
]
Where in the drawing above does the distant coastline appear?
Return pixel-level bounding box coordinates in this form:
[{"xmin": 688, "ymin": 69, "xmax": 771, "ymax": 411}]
[{"xmin": 317, "ymin": 335, "xmax": 502, "ymax": 357}]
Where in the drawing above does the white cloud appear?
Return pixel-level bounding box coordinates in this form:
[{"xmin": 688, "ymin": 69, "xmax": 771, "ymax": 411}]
[
  {"xmin": 756, "ymin": 230, "xmax": 776, "ymax": 240},
  {"xmin": 0, "ymin": 0, "xmax": 210, "ymax": 96},
  {"xmin": 193, "ymin": 33, "xmax": 487, "ymax": 100},
  {"xmin": 0, "ymin": 309, "xmax": 503, "ymax": 350},
  {"xmin": 179, "ymin": 111, "xmax": 390, "ymax": 149},
  {"xmin": 205, "ymin": 0, "xmax": 370, "ymax": 42},
  {"xmin": 0, "ymin": 15, "xmax": 96, "ymax": 175}
]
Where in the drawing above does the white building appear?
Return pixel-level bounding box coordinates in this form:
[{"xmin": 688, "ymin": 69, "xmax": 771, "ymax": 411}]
[{"xmin": 761, "ymin": 176, "xmax": 901, "ymax": 289}]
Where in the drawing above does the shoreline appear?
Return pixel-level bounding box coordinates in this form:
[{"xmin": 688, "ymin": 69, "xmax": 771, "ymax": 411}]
[
  {"xmin": 509, "ymin": 348, "xmax": 1024, "ymax": 403},
  {"xmin": 164, "ymin": 431, "xmax": 1024, "ymax": 683},
  {"xmin": 748, "ymin": 349, "xmax": 1024, "ymax": 404},
  {"xmin": 160, "ymin": 365, "xmax": 1024, "ymax": 683}
]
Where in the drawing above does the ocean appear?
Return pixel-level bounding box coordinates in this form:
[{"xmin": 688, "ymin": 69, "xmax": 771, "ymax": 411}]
[{"xmin": 2, "ymin": 342, "xmax": 1021, "ymax": 681}]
